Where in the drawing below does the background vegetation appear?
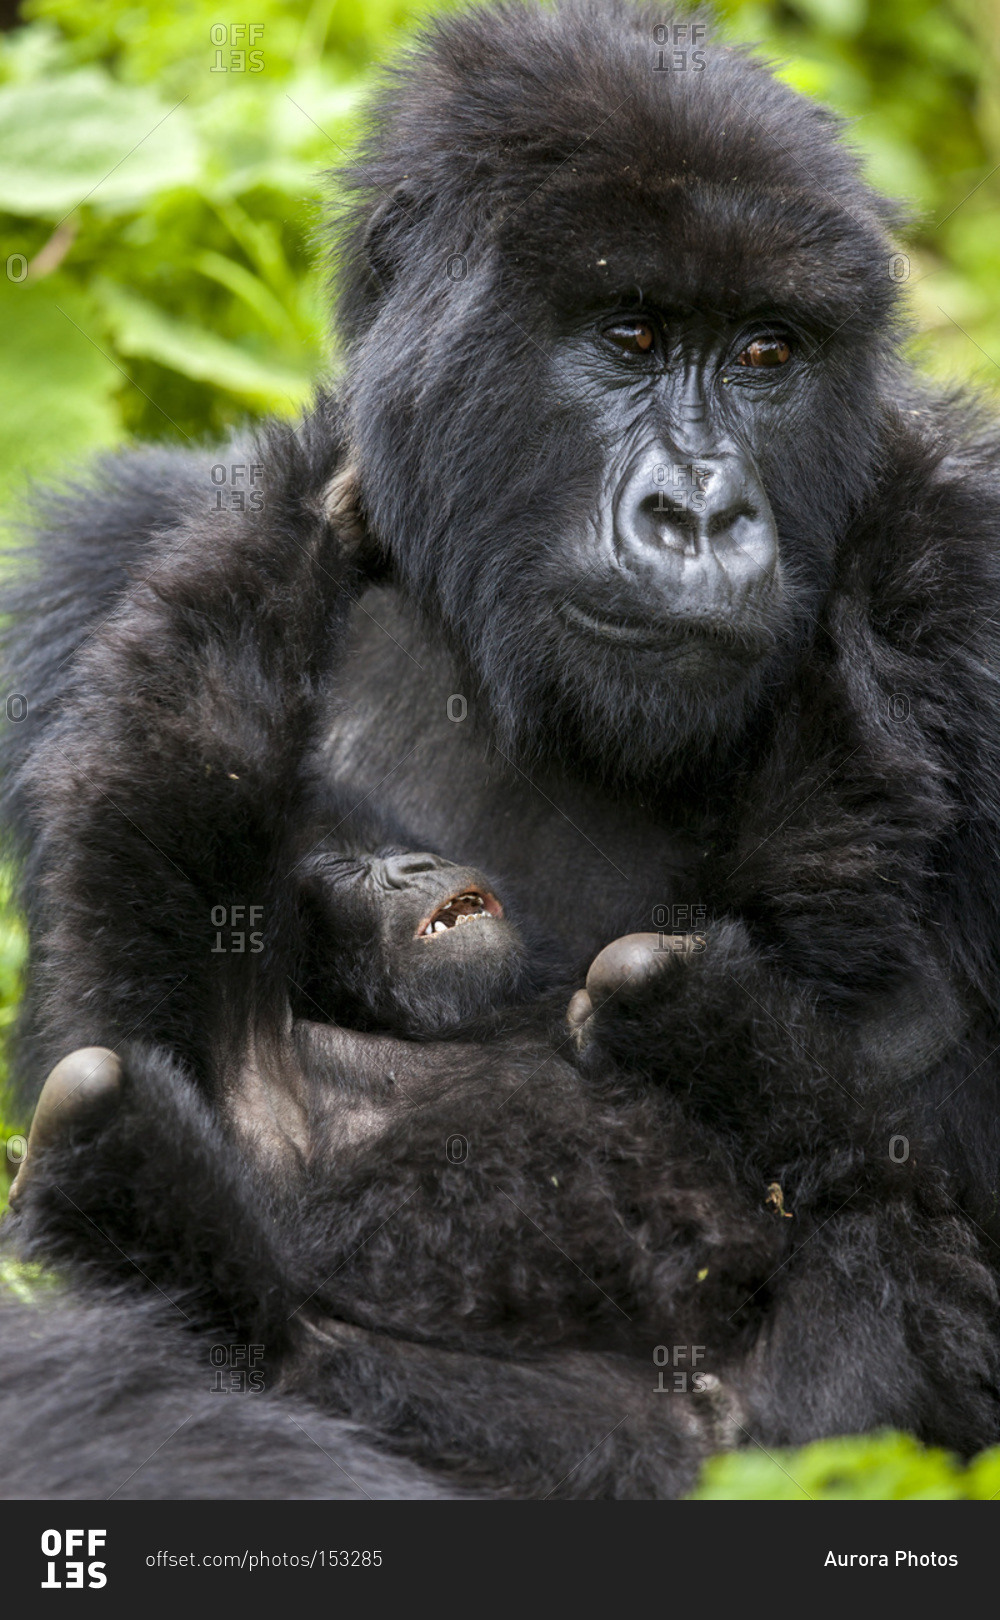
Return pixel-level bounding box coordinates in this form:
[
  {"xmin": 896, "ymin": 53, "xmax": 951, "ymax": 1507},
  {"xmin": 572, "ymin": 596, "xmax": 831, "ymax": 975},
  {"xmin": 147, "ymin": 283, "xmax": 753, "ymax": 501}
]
[{"xmin": 1, "ymin": 0, "xmax": 998, "ymax": 1500}]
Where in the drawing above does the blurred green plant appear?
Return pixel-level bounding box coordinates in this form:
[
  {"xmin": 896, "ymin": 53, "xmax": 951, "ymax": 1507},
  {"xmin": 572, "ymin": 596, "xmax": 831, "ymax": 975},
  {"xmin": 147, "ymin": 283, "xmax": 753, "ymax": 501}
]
[
  {"xmin": 0, "ymin": 0, "xmax": 996, "ymax": 505},
  {"xmin": 718, "ymin": 0, "xmax": 1000, "ymax": 387},
  {"xmin": 1, "ymin": 0, "xmax": 999, "ymax": 1498},
  {"xmin": 0, "ymin": 866, "xmax": 26, "ymax": 1210},
  {"xmin": 694, "ymin": 1430, "xmax": 1000, "ymax": 1499}
]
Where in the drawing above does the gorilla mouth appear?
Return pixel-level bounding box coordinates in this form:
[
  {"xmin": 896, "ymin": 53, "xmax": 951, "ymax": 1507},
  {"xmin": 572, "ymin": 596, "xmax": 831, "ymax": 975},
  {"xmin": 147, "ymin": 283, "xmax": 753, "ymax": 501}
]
[
  {"xmin": 417, "ymin": 888, "xmax": 503, "ymax": 938},
  {"xmin": 560, "ymin": 600, "xmax": 765, "ymax": 659},
  {"xmin": 560, "ymin": 600, "xmax": 676, "ymax": 648}
]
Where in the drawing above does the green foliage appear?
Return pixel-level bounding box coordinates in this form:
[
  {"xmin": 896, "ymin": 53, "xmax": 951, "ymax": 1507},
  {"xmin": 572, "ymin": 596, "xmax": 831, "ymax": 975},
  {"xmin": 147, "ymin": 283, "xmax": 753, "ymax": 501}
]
[
  {"xmin": 0, "ymin": 0, "xmax": 997, "ymax": 493},
  {"xmin": 0, "ymin": 865, "xmax": 26, "ymax": 1213},
  {"xmin": 0, "ymin": 1255, "xmax": 54, "ymax": 1301},
  {"xmin": 0, "ymin": 0, "xmax": 418, "ymax": 483},
  {"xmin": 718, "ymin": 0, "xmax": 1000, "ymax": 390},
  {"xmin": 1, "ymin": 0, "xmax": 999, "ymax": 1496},
  {"xmin": 694, "ymin": 1430, "xmax": 1000, "ymax": 1500}
]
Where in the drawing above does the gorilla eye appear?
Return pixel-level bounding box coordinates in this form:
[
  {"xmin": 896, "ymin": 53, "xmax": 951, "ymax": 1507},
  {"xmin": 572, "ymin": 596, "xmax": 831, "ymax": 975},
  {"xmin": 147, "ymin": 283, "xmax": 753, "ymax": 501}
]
[
  {"xmin": 603, "ymin": 320, "xmax": 656, "ymax": 355},
  {"xmin": 735, "ymin": 334, "xmax": 792, "ymax": 368}
]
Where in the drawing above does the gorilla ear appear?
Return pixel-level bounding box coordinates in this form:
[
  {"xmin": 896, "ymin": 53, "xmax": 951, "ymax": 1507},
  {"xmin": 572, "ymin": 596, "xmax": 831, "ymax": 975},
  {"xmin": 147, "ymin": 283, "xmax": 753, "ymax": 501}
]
[
  {"xmin": 322, "ymin": 463, "xmax": 364, "ymax": 543},
  {"xmin": 363, "ymin": 186, "xmax": 422, "ymax": 292},
  {"xmin": 320, "ymin": 462, "xmax": 387, "ymax": 576}
]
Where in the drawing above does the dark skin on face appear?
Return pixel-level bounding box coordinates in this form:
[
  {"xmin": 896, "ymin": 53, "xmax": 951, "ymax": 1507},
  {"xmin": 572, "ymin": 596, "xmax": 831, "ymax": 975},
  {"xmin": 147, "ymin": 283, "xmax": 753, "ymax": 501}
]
[
  {"xmin": 314, "ymin": 851, "xmax": 512, "ymax": 977},
  {"xmin": 552, "ymin": 307, "xmax": 792, "ymax": 657},
  {"xmin": 325, "ymin": 294, "xmax": 826, "ymax": 973},
  {"xmin": 296, "ymin": 847, "xmax": 531, "ymax": 1037}
]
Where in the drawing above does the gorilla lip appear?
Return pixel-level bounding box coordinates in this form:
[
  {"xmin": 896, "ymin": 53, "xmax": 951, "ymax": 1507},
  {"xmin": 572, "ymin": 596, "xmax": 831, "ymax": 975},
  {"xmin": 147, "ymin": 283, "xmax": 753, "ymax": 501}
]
[
  {"xmin": 559, "ymin": 600, "xmax": 769, "ymax": 660},
  {"xmin": 560, "ymin": 600, "xmax": 673, "ymax": 647},
  {"xmin": 416, "ymin": 887, "xmax": 503, "ymax": 938}
]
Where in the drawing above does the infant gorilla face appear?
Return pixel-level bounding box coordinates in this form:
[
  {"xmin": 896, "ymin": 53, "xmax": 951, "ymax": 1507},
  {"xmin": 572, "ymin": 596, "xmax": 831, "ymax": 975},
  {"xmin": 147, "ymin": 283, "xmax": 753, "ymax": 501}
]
[
  {"xmin": 383, "ymin": 852, "xmax": 505, "ymax": 942},
  {"xmin": 300, "ymin": 848, "xmax": 529, "ymax": 1036}
]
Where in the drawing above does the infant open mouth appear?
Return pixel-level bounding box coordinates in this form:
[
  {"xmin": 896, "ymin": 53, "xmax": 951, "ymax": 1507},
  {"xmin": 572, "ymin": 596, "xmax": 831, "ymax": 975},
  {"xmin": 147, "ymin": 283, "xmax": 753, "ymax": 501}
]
[{"xmin": 416, "ymin": 887, "xmax": 503, "ymax": 938}]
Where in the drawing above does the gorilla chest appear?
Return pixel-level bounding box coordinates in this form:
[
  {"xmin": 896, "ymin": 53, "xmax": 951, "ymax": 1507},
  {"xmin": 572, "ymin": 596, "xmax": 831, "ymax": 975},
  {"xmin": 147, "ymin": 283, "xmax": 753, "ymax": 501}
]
[{"xmin": 317, "ymin": 591, "xmax": 703, "ymax": 972}]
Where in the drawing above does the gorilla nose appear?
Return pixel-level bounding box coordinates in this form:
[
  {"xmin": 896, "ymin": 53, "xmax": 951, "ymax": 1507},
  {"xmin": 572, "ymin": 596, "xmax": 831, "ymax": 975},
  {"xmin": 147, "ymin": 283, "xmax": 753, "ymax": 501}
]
[
  {"xmin": 381, "ymin": 853, "xmax": 451, "ymax": 886},
  {"xmin": 616, "ymin": 452, "xmax": 778, "ymax": 601}
]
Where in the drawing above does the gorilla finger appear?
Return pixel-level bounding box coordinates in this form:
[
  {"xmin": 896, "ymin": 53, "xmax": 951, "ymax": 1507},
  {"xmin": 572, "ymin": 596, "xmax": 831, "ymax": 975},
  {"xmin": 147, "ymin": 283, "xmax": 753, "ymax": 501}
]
[
  {"xmin": 566, "ymin": 987, "xmax": 593, "ymax": 1030},
  {"xmin": 8, "ymin": 1047, "xmax": 122, "ymax": 1207},
  {"xmin": 585, "ymin": 932, "xmax": 686, "ymax": 1003}
]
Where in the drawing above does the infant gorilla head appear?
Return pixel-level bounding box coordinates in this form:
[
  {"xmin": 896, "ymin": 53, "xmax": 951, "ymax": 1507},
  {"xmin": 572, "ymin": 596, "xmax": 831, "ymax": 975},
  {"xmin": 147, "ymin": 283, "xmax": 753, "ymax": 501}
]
[
  {"xmin": 6, "ymin": 840, "xmax": 783, "ymax": 1495},
  {"xmin": 296, "ymin": 843, "xmax": 533, "ymax": 1037},
  {"xmin": 296, "ymin": 835, "xmax": 675, "ymax": 1042},
  {"xmin": 11, "ymin": 838, "xmax": 675, "ymax": 1210}
]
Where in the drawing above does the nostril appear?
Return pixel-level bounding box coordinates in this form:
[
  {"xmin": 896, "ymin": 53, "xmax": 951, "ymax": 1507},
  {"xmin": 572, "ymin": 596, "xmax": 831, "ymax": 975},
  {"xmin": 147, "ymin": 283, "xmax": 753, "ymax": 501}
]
[
  {"xmin": 382, "ymin": 852, "xmax": 447, "ymax": 886},
  {"xmin": 641, "ymin": 491, "xmax": 697, "ymax": 529},
  {"xmin": 634, "ymin": 492, "xmax": 698, "ymax": 553},
  {"xmin": 707, "ymin": 501, "xmax": 757, "ymax": 540}
]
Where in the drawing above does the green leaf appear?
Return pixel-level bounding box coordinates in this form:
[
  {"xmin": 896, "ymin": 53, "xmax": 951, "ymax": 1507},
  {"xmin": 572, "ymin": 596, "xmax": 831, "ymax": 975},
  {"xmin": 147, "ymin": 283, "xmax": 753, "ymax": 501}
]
[
  {"xmin": 0, "ymin": 68, "xmax": 200, "ymax": 218},
  {"xmin": 96, "ymin": 280, "xmax": 313, "ymax": 411},
  {"xmin": 0, "ymin": 278, "xmax": 121, "ymax": 508},
  {"xmin": 692, "ymin": 1431, "xmax": 978, "ymax": 1500}
]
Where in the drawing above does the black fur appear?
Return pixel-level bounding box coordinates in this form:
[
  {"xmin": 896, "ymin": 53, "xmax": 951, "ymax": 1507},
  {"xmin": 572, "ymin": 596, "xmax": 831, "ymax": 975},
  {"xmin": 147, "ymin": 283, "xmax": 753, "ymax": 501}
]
[
  {"xmin": 3, "ymin": 0, "xmax": 1000, "ymax": 1497},
  {"xmin": 0, "ymin": 1295, "xmax": 463, "ymax": 1500},
  {"xmin": 8, "ymin": 987, "xmax": 997, "ymax": 1494}
]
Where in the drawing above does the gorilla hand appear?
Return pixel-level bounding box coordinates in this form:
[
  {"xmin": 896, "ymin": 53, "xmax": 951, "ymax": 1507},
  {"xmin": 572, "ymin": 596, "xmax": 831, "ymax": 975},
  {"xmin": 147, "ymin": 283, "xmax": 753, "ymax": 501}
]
[
  {"xmin": 568, "ymin": 932, "xmax": 702, "ymax": 1051},
  {"xmin": 8, "ymin": 1047, "xmax": 121, "ymax": 1208}
]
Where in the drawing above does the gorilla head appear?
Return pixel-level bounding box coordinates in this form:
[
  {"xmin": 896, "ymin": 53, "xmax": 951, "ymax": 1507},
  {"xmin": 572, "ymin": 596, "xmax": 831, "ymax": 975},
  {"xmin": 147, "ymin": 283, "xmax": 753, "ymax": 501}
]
[
  {"xmin": 298, "ymin": 845, "xmax": 527, "ymax": 1036},
  {"xmin": 334, "ymin": 0, "xmax": 902, "ymax": 783}
]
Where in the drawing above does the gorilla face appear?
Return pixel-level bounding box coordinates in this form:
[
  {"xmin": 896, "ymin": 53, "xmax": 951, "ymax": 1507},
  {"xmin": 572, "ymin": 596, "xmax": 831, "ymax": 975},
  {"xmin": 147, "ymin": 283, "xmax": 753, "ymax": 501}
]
[
  {"xmin": 549, "ymin": 312, "xmax": 787, "ymax": 664},
  {"xmin": 299, "ymin": 848, "xmax": 527, "ymax": 1036},
  {"xmin": 337, "ymin": 1, "xmax": 902, "ymax": 783}
]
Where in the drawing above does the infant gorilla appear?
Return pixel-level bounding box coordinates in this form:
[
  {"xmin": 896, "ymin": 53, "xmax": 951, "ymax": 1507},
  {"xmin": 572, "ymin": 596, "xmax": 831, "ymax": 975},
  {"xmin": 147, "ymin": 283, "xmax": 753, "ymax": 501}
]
[
  {"xmin": 11, "ymin": 842, "xmax": 782, "ymax": 1497},
  {"xmin": 295, "ymin": 839, "xmax": 698, "ymax": 1038},
  {"xmin": 10, "ymin": 841, "xmax": 997, "ymax": 1496}
]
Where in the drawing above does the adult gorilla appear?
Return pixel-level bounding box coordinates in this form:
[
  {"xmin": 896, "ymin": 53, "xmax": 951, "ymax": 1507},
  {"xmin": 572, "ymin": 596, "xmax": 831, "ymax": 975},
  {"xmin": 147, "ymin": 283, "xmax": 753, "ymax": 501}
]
[{"xmin": 3, "ymin": 0, "xmax": 1000, "ymax": 1494}]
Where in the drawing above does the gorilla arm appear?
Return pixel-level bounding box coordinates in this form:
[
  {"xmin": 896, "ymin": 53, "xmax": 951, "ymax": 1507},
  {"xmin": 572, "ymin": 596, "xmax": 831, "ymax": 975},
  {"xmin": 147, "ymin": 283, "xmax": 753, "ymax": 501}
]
[
  {"xmin": 21, "ymin": 409, "xmax": 366, "ymax": 1084},
  {"xmin": 6, "ymin": 1029, "xmax": 725, "ymax": 1500},
  {"xmin": 17, "ymin": 408, "xmax": 371, "ymax": 1088}
]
